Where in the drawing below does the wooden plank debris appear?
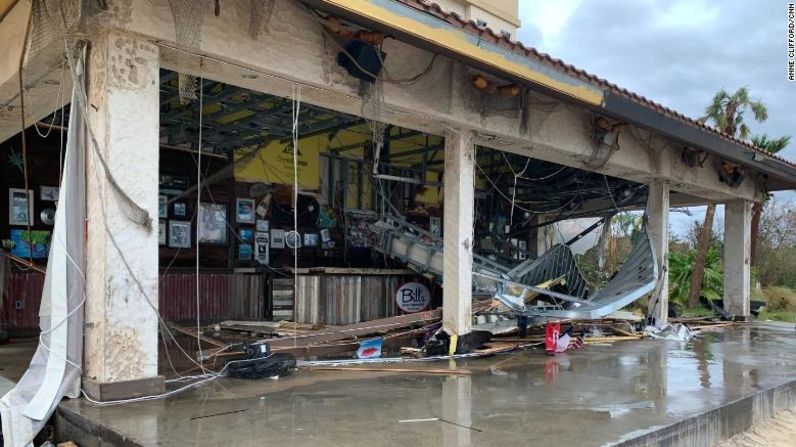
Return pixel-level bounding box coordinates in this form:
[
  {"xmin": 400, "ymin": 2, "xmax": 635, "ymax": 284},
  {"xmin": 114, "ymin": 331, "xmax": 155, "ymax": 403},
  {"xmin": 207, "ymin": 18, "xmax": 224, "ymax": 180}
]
[
  {"xmin": 261, "ymin": 309, "xmax": 442, "ymax": 349},
  {"xmin": 167, "ymin": 322, "xmax": 227, "ymax": 348}
]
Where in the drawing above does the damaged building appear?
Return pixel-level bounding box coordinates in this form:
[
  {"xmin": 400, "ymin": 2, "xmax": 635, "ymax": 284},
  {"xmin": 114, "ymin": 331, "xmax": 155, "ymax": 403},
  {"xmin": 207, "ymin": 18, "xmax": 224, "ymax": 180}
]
[{"xmin": 1, "ymin": 0, "xmax": 796, "ymax": 446}]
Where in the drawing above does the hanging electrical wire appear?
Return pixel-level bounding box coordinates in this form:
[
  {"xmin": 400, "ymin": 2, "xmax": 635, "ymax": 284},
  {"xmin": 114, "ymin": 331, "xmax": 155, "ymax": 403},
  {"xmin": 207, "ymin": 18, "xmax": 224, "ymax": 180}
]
[
  {"xmin": 32, "ymin": 61, "xmax": 65, "ymax": 138},
  {"xmin": 475, "ymin": 158, "xmax": 578, "ymax": 214},
  {"xmin": 291, "ymin": 84, "xmax": 302, "ymax": 347},
  {"xmin": 194, "ymin": 76, "xmax": 208, "ymax": 375}
]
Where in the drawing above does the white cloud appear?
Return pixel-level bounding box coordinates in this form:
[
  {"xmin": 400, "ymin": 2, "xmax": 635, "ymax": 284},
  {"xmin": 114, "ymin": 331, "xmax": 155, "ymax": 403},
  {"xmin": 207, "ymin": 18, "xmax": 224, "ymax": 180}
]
[
  {"xmin": 654, "ymin": 1, "xmax": 720, "ymax": 29},
  {"xmin": 518, "ymin": 0, "xmax": 584, "ymax": 46},
  {"xmin": 517, "ymin": 0, "xmax": 796, "ymax": 232}
]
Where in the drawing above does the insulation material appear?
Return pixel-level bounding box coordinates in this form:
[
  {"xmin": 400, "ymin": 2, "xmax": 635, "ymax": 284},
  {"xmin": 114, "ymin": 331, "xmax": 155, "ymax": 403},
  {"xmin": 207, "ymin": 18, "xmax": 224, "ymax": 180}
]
[{"xmin": 0, "ymin": 75, "xmax": 86, "ymax": 445}]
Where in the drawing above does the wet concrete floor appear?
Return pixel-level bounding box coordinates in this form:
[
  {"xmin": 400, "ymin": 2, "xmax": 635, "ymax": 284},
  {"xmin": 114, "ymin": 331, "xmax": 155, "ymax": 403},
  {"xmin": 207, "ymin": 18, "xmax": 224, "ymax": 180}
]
[
  {"xmin": 0, "ymin": 338, "xmax": 36, "ymax": 397},
  {"xmin": 51, "ymin": 323, "xmax": 796, "ymax": 446}
]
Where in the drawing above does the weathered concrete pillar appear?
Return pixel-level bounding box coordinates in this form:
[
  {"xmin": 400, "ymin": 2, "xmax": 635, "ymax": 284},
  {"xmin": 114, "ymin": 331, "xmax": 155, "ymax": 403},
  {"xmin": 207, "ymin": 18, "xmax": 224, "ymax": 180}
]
[
  {"xmin": 647, "ymin": 180, "xmax": 669, "ymax": 323},
  {"xmin": 83, "ymin": 30, "xmax": 163, "ymax": 400},
  {"xmin": 442, "ymin": 130, "xmax": 474, "ymax": 336},
  {"xmin": 723, "ymin": 199, "xmax": 752, "ymax": 319}
]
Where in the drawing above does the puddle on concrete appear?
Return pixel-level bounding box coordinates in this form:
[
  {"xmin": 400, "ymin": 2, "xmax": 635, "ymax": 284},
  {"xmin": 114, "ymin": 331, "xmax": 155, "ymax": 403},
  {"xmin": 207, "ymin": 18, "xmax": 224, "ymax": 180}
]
[{"xmin": 55, "ymin": 323, "xmax": 796, "ymax": 446}]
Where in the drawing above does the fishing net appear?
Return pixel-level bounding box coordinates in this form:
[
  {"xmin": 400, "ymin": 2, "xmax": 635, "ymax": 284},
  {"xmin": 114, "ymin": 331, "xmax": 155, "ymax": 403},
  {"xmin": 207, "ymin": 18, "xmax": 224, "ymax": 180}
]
[
  {"xmin": 28, "ymin": 0, "xmax": 83, "ymax": 60},
  {"xmin": 167, "ymin": 0, "xmax": 208, "ymax": 104}
]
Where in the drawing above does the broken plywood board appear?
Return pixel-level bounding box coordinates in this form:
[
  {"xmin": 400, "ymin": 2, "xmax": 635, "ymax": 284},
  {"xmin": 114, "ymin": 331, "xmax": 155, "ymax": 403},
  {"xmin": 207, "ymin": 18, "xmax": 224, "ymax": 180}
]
[{"xmin": 262, "ymin": 309, "xmax": 442, "ymax": 349}]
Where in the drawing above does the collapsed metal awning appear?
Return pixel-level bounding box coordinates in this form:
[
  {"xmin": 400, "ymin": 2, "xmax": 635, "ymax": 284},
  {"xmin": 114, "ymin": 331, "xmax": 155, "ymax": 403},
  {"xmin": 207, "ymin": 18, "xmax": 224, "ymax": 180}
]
[{"xmin": 371, "ymin": 214, "xmax": 657, "ymax": 320}]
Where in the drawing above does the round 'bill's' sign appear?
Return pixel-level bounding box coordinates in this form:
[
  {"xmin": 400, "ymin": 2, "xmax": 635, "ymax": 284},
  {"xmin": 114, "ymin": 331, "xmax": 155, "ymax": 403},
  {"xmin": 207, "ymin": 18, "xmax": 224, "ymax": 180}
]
[{"xmin": 395, "ymin": 282, "xmax": 431, "ymax": 313}]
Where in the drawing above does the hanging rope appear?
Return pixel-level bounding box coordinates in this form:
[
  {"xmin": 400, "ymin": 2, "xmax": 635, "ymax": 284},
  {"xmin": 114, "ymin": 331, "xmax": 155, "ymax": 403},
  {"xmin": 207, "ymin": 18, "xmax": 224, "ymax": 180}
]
[
  {"xmin": 17, "ymin": 5, "xmax": 34, "ymax": 263},
  {"xmin": 52, "ymin": 1, "xmax": 153, "ymax": 232}
]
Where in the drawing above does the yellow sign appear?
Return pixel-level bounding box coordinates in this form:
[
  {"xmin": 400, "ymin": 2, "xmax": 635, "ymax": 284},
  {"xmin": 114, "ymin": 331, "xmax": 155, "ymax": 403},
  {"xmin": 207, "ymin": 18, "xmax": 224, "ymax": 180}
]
[
  {"xmin": 234, "ymin": 137, "xmax": 320, "ymax": 189},
  {"xmin": 320, "ymin": 0, "xmax": 604, "ymax": 106}
]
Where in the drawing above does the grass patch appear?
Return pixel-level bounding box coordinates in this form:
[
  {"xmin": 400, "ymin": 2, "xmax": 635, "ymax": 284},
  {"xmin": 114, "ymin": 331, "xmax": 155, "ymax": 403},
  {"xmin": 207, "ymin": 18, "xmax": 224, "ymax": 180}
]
[
  {"xmin": 681, "ymin": 306, "xmax": 715, "ymax": 317},
  {"xmin": 755, "ymin": 286, "xmax": 796, "ymax": 322},
  {"xmin": 757, "ymin": 309, "xmax": 796, "ymax": 322},
  {"xmin": 762, "ymin": 286, "xmax": 796, "ymax": 311}
]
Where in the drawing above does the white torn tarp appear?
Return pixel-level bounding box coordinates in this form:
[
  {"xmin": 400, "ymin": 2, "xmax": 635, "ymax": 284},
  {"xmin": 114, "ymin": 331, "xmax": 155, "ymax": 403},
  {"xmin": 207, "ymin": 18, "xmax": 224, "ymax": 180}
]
[
  {"xmin": 0, "ymin": 55, "xmax": 86, "ymax": 447},
  {"xmin": 644, "ymin": 323, "xmax": 694, "ymax": 342}
]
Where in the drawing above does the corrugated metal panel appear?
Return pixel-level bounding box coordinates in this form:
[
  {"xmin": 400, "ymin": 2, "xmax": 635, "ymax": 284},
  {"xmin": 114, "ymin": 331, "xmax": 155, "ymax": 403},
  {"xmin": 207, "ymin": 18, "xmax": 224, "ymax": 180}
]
[
  {"xmin": 361, "ymin": 275, "xmax": 400, "ymax": 321},
  {"xmin": 324, "ymin": 276, "xmax": 361, "ymax": 325},
  {"xmin": 232, "ymin": 274, "xmax": 267, "ymax": 319},
  {"xmin": 293, "ymin": 276, "xmax": 319, "ymax": 324},
  {"xmin": 158, "ymin": 273, "xmax": 266, "ymax": 322},
  {"xmin": 1, "ymin": 272, "xmax": 266, "ymax": 329},
  {"xmin": 294, "ymin": 273, "xmax": 420, "ymax": 325},
  {"xmin": 2, "ymin": 272, "xmax": 45, "ymax": 330}
]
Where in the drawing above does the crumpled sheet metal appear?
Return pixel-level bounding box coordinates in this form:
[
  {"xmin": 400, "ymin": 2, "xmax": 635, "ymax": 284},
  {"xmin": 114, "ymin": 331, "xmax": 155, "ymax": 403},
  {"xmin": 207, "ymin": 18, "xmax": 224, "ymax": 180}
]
[{"xmin": 371, "ymin": 215, "xmax": 658, "ymax": 321}]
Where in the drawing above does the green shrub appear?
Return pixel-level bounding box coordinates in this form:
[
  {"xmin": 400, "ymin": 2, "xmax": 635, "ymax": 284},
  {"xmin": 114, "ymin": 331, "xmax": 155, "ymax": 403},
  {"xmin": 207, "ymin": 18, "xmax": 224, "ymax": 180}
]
[{"xmin": 762, "ymin": 286, "xmax": 796, "ymax": 311}]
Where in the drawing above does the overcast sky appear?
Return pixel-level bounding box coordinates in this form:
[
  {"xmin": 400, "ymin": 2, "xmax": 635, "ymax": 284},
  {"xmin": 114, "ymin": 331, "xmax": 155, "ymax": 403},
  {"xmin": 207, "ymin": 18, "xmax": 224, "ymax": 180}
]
[{"xmin": 517, "ymin": 0, "xmax": 795, "ymax": 236}]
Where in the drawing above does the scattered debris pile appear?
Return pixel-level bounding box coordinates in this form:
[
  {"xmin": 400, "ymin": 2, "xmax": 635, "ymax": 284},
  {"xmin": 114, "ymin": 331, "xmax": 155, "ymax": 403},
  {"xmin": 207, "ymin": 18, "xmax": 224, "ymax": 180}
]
[{"xmin": 164, "ymin": 311, "xmax": 742, "ymax": 378}]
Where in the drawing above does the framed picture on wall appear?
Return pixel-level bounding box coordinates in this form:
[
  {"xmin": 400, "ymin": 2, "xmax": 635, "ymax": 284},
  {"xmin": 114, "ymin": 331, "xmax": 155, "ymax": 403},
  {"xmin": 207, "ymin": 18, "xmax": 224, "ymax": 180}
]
[
  {"xmin": 40, "ymin": 185, "xmax": 60, "ymax": 201},
  {"xmin": 239, "ymin": 228, "xmax": 253, "ymax": 243},
  {"xmin": 238, "ymin": 244, "xmax": 253, "ymax": 261},
  {"xmin": 9, "ymin": 188, "xmax": 34, "ymax": 226},
  {"xmin": 254, "ymin": 231, "xmax": 269, "ymax": 265},
  {"xmin": 270, "ymin": 229, "xmax": 285, "ymax": 249},
  {"xmin": 303, "ymin": 233, "xmax": 319, "ymax": 247},
  {"xmin": 158, "ymin": 195, "xmax": 168, "ymax": 218},
  {"xmin": 158, "ymin": 221, "xmax": 167, "ymax": 246},
  {"xmin": 9, "ymin": 229, "xmax": 51, "ymax": 258},
  {"xmin": 168, "ymin": 221, "xmax": 191, "ymax": 248},
  {"xmin": 173, "ymin": 202, "xmax": 187, "ymax": 217},
  {"xmin": 236, "ymin": 198, "xmax": 255, "ymax": 223},
  {"xmin": 198, "ymin": 203, "xmax": 227, "ymax": 244}
]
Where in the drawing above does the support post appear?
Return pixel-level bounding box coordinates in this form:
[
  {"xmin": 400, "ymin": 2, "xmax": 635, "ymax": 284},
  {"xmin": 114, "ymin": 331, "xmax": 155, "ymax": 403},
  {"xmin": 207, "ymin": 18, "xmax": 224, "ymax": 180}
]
[
  {"xmin": 442, "ymin": 130, "xmax": 474, "ymax": 336},
  {"xmin": 723, "ymin": 199, "xmax": 752, "ymax": 319},
  {"xmin": 83, "ymin": 30, "xmax": 163, "ymax": 400},
  {"xmin": 647, "ymin": 180, "xmax": 669, "ymax": 323}
]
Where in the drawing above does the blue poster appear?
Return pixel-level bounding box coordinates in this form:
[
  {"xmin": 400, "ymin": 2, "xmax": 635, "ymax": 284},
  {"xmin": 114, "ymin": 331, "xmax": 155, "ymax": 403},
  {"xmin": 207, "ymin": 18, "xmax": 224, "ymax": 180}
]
[
  {"xmin": 239, "ymin": 244, "xmax": 253, "ymax": 261},
  {"xmin": 10, "ymin": 229, "xmax": 51, "ymax": 259}
]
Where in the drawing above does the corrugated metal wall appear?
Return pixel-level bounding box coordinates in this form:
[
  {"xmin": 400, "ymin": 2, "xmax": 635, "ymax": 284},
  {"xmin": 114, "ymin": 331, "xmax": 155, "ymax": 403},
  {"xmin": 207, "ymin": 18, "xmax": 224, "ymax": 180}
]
[
  {"xmin": 158, "ymin": 272, "xmax": 267, "ymax": 322},
  {"xmin": 3, "ymin": 271, "xmax": 422, "ymax": 329},
  {"xmin": 1, "ymin": 271, "xmax": 267, "ymax": 330},
  {"xmin": 295, "ymin": 273, "xmax": 417, "ymax": 325},
  {"xmin": 2, "ymin": 272, "xmax": 45, "ymax": 330},
  {"xmin": 324, "ymin": 276, "xmax": 362, "ymax": 325}
]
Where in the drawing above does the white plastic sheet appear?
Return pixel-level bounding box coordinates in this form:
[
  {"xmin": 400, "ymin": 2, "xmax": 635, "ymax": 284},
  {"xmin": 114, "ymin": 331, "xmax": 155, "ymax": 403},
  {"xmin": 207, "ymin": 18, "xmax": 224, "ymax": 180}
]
[{"xmin": 0, "ymin": 55, "xmax": 86, "ymax": 446}]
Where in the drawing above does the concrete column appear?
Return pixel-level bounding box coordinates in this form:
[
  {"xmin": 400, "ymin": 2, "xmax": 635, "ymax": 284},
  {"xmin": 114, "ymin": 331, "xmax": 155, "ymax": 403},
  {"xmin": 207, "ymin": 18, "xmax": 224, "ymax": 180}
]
[
  {"xmin": 442, "ymin": 130, "xmax": 474, "ymax": 336},
  {"xmin": 83, "ymin": 30, "xmax": 163, "ymax": 400},
  {"xmin": 723, "ymin": 199, "xmax": 752, "ymax": 319},
  {"xmin": 647, "ymin": 181, "xmax": 669, "ymax": 323}
]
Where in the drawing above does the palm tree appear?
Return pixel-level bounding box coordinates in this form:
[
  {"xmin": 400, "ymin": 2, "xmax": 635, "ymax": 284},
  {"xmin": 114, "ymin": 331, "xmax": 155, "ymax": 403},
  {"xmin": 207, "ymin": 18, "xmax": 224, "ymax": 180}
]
[
  {"xmin": 749, "ymin": 134, "xmax": 791, "ymax": 268},
  {"xmin": 687, "ymin": 87, "xmax": 768, "ymax": 309}
]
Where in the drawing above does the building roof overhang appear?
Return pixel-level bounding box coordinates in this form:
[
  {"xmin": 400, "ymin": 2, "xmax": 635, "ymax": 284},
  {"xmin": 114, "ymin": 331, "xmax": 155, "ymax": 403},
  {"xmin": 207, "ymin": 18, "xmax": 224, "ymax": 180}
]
[{"xmin": 303, "ymin": 0, "xmax": 796, "ymax": 192}]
